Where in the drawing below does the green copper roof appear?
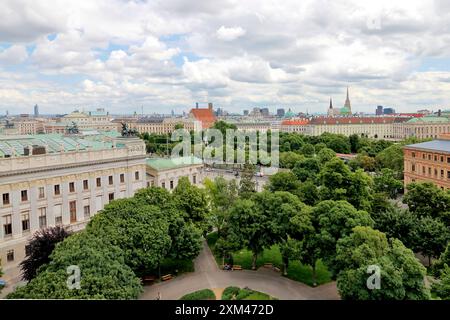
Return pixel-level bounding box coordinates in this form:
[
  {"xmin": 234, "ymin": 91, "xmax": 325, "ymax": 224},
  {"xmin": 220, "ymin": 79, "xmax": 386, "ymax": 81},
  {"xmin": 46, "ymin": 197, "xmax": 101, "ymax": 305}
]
[
  {"xmin": 146, "ymin": 156, "xmax": 203, "ymax": 171},
  {"xmin": 406, "ymin": 116, "xmax": 450, "ymax": 123},
  {"xmin": 0, "ymin": 133, "xmax": 119, "ymax": 158}
]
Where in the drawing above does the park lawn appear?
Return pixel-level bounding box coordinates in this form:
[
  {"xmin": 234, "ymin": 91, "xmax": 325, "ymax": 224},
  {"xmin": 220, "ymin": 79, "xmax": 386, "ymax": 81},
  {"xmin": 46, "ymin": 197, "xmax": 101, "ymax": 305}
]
[
  {"xmin": 222, "ymin": 286, "xmax": 276, "ymax": 300},
  {"xmin": 180, "ymin": 289, "xmax": 216, "ymax": 300},
  {"xmin": 143, "ymin": 258, "xmax": 194, "ymax": 278},
  {"xmin": 207, "ymin": 232, "xmax": 332, "ymax": 287}
]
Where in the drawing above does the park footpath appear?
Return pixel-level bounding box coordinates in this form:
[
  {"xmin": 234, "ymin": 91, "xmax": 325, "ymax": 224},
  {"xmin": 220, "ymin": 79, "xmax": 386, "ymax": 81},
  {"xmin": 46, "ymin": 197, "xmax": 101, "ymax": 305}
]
[{"xmin": 140, "ymin": 241, "xmax": 340, "ymax": 300}]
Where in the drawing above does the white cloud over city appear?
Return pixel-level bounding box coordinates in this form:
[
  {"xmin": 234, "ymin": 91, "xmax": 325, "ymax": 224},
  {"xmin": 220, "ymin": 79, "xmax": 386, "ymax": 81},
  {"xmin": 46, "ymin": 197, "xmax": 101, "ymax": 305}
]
[{"xmin": 0, "ymin": 0, "xmax": 450, "ymax": 114}]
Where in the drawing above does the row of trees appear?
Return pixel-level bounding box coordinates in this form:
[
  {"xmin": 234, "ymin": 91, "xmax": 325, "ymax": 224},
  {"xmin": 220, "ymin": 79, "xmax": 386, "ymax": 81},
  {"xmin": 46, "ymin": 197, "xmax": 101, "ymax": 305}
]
[
  {"xmin": 8, "ymin": 178, "xmax": 209, "ymax": 299},
  {"xmin": 208, "ymin": 145, "xmax": 450, "ymax": 299}
]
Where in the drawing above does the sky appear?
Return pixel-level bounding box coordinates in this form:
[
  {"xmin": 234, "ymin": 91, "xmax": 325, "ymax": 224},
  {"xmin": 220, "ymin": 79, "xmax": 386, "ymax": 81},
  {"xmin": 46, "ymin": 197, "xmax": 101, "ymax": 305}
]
[{"xmin": 1, "ymin": 0, "xmax": 450, "ymax": 115}]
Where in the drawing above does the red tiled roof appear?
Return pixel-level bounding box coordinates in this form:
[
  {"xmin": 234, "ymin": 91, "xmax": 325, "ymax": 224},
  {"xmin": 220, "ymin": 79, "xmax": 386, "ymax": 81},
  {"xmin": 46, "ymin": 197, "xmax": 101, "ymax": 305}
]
[
  {"xmin": 309, "ymin": 117, "xmax": 410, "ymax": 125},
  {"xmin": 190, "ymin": 108, "xmax": 216, "ymax": 128},
  {"xmin": 281, "ymin": 119, "xmax": 310, "ymax": 126},
  {"xmin": 396, "ymin": 113, "xmax": 425, "ymax": 118}
]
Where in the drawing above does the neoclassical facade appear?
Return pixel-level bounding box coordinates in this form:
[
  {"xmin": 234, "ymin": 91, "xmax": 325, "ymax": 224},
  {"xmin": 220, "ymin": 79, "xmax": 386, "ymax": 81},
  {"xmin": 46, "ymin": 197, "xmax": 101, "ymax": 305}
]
[{"xmin": 0, "ymin": 134, "xmax": 147, "ymax": 278}]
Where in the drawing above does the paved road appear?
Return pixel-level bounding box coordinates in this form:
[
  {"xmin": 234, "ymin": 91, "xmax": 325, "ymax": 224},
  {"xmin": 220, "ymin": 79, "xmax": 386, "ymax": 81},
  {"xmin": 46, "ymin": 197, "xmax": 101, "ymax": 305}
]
[{"xmin": 140, "ymin": 241, "xmax": 340, "ymax": 300}]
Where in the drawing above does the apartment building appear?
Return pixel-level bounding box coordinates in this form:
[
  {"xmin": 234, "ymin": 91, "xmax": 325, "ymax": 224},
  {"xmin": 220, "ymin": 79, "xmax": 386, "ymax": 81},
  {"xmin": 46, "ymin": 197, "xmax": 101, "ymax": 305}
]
[
  {"xmin": 393, "ymin": 116, "xmax": 450, "ymax": 140},
  {"xmin": 404, "ymin": 135, "xmax": 450, "ymax": 190},
  {"xmin": 129, "ymin": 117, "xmax": 201, "ymax": 135},
  {"xmin": 0, "ymin": 133, "xmax": 147, "ymax": 277}
]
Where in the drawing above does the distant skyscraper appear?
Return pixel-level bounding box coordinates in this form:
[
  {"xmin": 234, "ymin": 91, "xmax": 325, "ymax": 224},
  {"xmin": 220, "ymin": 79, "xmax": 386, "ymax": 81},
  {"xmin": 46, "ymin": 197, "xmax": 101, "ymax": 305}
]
[
  {"xmin": 34, "ymin": 104, "xmax": 39, "ymax": 117},
  {"xmin": 376, "ymin": 105, "xmax": 383, "ymax": 116},
  {"xmin": 277, "ymin": 108, "xmax": 285, "ymax": 117},
  {"xmin": 261, "ymin": 108, "xmax": 269, "ymax": 116},
  {"xmin": 383, "ymin": 107, "xmax": 395, "ymax": 115}
]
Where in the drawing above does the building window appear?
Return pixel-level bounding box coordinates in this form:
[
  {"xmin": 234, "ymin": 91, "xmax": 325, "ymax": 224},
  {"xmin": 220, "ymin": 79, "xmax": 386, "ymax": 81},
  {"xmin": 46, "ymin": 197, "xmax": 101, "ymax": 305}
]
[
  {"xmin": 441, "ymin": 156, "xmax": 444, "ymax": 162},
  {"xmin": 83, "ymin": 180, "xmax": 89, "ymax": 190},
  {"xmin": 69, "ymin": 182, "xmax": 75, "ymax": 193},
  {"xmin": 54, "ymin": 184, "xmax": 61, "ymax": 196},
  {"xmin": 54, "ymin": 204, "xmax": 62, "ymax": 226},
  {"xmin": 441, "ymin": 170, "xmax": 445, "ymax": 178},
  {"xmin": 108, "ymin": 193, "xmax": 114, "ymax": 201},
  {"xmin": 21, "ymin": 190, "xmax": 28, "ymax": 202},
  {"xmin": 83, "ymin": 205, "xmax": 90, "ymax": 219},
  {"xmin": 161, "ymin": 182, "xmax": 166, "ymax": 189},
  {"xmin": 412, "ymin": 152, "xmax": 415, "ymax": 158},
  {"xmin": 96, "ymin": 177, "xmax": 102, "ymax": 187},
  {"xmin": 25, "ymin": 245, "xmax": 32, "ymax": 256},
  {"xmin": 429, "ymin": 167, "xmax": 432, "ymax": 175},
  {"xmin": 135, "ymin": 171, "xmax": 140, "ymax": 181},
  {"xmin": 448, "ymin": 171, "xmax": 450, "ymax": 179},
  {"xmin": 193, "ymin": 175, "xmax": 197, "ymax": 184},
  {"xmin": 120, "ymin": 173, "xmax": 125, "ymax": 183},
  {"xmin": 411, "ymin": 164, "xmax": 415, "ymax": 172},
  {"xmin": 3, "ymin": 215, "xmax": 12, "ymax": 236},
  {"xmin": 69, "ymin": 201, "xmax": 77, "ymax": 223},
  {"xmin": 435, "ymin": 169, "xmax": 438, "ymax": 177},
  {"xmin": 108, "ymin": 176, "xmax": 113, "ymax": 185},
  {"xmin": 2, "ymin": 193, "xmax": 10, "ymax": 206},
  {"xmin": 6, "ymin": 250, "xmax": 14, "ymax": 262},
  {"xmin": 170, "ymin": 180, "xmax": 174, "ymax": 190},
  {"xmin": 435, "ymin": 155, "xmax": 438, "ymax": 161},
  {"xmin": 38, "ymin": 207, "xmax": 47, "ymax": 229},
  {"xmin": 422, "ymin": 166, "xmax": 425, "ymax": 174},
  {"xmin": 22, "ymin": 213, "xmax": 30, "ymax": 232},
  {"xmin": 38, "ymin": 187, "xmax": 45, "ymax": 199}
]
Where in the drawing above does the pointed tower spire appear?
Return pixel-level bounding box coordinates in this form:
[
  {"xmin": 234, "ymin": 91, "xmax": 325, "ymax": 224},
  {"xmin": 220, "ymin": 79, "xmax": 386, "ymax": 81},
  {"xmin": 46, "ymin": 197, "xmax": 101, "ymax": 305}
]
[
  {"xmin": 329, "ymin": 97, "xmax": 333, "ymax": 109},
  {"xmin": 344, "ymin": 86, "xmax": 351, "ymax": 112}
]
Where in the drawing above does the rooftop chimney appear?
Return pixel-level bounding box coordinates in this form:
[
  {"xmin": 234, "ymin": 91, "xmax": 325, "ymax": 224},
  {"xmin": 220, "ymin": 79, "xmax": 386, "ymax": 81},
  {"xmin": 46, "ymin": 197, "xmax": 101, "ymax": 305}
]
[
  {"xmin": 196, "ymin": 102, "xmax": 199, "ymax": 109},
  {"xmin": 208, "ymin": 103, "xmax": 213, "ymax": 111}
]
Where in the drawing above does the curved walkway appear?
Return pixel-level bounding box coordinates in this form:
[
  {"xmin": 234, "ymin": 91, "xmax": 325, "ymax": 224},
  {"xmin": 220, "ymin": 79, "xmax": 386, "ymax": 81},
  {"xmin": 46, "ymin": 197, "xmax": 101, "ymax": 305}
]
[{"xmin": 140, "ymin": 241, "xmax": 340, "ymax": 300}]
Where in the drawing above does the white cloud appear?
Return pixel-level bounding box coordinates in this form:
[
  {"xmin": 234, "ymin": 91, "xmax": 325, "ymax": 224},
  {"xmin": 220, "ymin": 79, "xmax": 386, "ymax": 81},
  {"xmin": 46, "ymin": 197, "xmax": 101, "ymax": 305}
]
[
  {"xmin": 1, "ymin": 0, "xmax": 450, "ymax": 114},
  {"xmin": 0, "ymin": 45, "xmax": 28, "ymax": 64},
  {"xmin": 216, "ymin": 26, "xmax": 246, "ymax": 41}
]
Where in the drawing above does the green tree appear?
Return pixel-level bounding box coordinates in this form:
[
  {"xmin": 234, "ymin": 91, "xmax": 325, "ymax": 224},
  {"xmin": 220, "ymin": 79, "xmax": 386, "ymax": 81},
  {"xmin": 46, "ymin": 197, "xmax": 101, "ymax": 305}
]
[
  {"xmin": 372, "ymin": 206, "xmax": 417, "ymax": 250},
  {"xmin": 374, "ymin": 168, "xmax": 403, "ymax": 199},
  {"xmin": 239, "ymin": 164, "xmax": 256, "ymax": 198},
  {"xmin": 20, "ymin": 226, "xmax": 71, "ymax": 281},
  {"xmin": 279, "ymin": 151, "xmax": 304, "ymax": 169},
  {"xmin": 348, "ymin": 154, "xmax": 376, "ymax": 172},
  {"xmin": 316, "ymin": 147, "xmax": 336, "ymax": 164},
  {"xmin": 403, "ymin": 182, "xmax": 450, "ymax": 220},
  {"xmin": 412, "ymin": 216, "xmax": 450, "ymax": 266},
  {"xmin": 375, "ymin": 144, "xmax": 404, "ymax": 177},
  {"xmin": 349, "ymin": 134, "xmax": 360, "ymax": 153},
  {"xmin": 324, "ymin": 135, "xmax": 351, "ymax": 154},
  {"xmin": 293, "ymin": 158, "xmax": 320, "ymax": 182},
  {"xmin": 204, "ymin": 177, "xmax": 238, "ymax": 236},
  {"xmin": 265, "ymin": 171, "xmax": 300, "ymax": 194},
  {"xmin": 297, "ymin": 179, "xmax": 319, "ymax": 206},
  {"xmin": 300, "ymin": 143, "xmax": 315, "ymax": 157},
  {"xmin": 299, "ymin": 200, "xmax": 374, "ymax": 284},
  {"xmin": 335, "ymin": 226, "xmax": 430, "ymax": 300},
  {"xmin": 173, "ymin": 177, "xmax": 211, "ymax": 234},
  {"xmin": 432, "ymin": 266, "xmax": 450, "ymax": 300},
  {"xmin": 87, "ymin": 199, "xmax": 172, "ymax": 275},
  {"xmin": 8, "ymin": 233, "xmax": 142, "ymax": 299}
]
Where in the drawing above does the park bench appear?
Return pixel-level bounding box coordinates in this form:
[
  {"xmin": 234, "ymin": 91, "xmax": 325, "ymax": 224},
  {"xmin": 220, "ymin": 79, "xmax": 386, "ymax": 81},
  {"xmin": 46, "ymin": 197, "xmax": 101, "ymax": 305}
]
[
  {"xmin": 161, "ymin": 274, "xmax": 173, "ymax": 281},
  {"xmin": 142, "ymin": 275, "xmax": 157, "ymax": 285},
  {"xmin": 232, "ymin": 265, "xmax": 242, "ymax": 271}
]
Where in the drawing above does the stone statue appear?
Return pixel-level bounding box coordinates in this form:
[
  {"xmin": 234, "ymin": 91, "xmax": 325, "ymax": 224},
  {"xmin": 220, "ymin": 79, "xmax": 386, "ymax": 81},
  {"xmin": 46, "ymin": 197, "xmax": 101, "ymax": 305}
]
[{"xmin": 121, "ymin": 122, "xmax": 139, "ymax": 137}]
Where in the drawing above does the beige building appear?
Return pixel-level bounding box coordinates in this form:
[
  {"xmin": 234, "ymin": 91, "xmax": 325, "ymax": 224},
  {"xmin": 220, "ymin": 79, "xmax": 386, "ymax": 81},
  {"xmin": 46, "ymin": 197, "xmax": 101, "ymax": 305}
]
[
  {"xmin": 0, "ymin": 133, "xmax": 147, "ymax": 279},
  {"xmin": 307, "ymin": 117, "xmax": 409, "ymax": 139},
  {"xmin": 146, "ymin": 156, "xmax": 204, "ymax": 190},
  {"xmin": 10, "ymin": 118, "xmax": 44, "ymax": 135},
  {"xmin": 393, "ymin": 116, "xmax": 450, "ymax": 140},
  {"xmin": 128, "ymin": 117, "xmax": 202, "ymax": 135}
]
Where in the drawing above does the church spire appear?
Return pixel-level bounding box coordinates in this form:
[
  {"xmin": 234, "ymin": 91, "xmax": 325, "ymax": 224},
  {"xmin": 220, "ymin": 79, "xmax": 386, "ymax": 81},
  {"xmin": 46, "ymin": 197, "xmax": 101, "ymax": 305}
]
[
  {"xmin": 344, "ymin": 86, "xmax": 351, "ymax": 110},
  {"xmin": 329, "ymin": 97, "xmax": 333, "ymax": 109}
]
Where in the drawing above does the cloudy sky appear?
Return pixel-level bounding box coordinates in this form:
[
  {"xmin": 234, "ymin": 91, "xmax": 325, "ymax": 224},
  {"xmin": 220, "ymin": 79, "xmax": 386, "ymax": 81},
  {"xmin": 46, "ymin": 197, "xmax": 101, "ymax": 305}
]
[{"xmin": 1, "ymin": 0, "xmax": 450, "ymax": 115}]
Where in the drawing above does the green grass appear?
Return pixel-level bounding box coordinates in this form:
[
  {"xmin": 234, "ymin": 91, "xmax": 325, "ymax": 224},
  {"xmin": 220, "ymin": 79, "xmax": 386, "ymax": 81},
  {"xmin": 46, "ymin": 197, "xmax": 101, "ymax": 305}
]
[
  {"xmin": 180, "ymin": 289, "xmax": 216, "ymax": 300},
  {"xmin": 143, "ymin": 258, "xmax": 194, "ymax": 278},
  {"xmin": 222, "ymin": 286, "xmax": 276, "ymax": 300},
  {"xmin": 207, "ymin": 232, "xmax": 332, "ymax": 287}
]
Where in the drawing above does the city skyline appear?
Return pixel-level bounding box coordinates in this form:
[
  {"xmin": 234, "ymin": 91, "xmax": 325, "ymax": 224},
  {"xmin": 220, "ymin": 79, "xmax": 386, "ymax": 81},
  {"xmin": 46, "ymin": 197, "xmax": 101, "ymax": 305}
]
[{"xmin": 1, "ymin": 1, "xmax": 450, "ymax": 114}]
